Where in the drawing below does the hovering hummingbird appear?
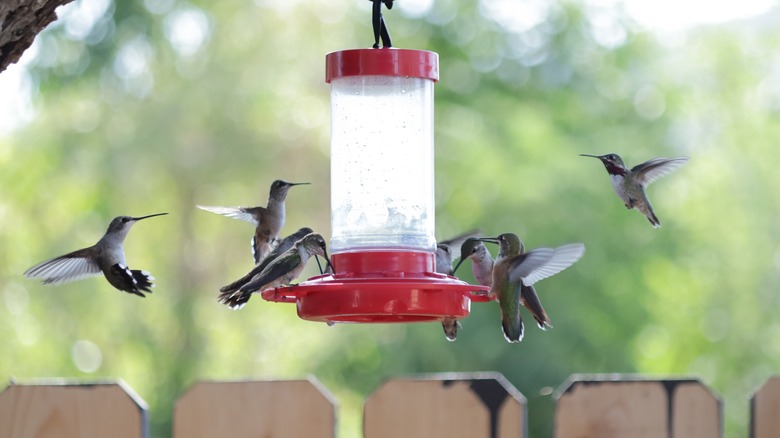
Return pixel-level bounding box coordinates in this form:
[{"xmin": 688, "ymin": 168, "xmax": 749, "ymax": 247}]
[
  {"xmin": 455, "ymin": 237, "xmax": 552, "ymax": 340},
  {"xmin": 479, "ymin": 233, "xmax": 585, "ymax": 343},
  {"xmin": 452, "ymin": 238, "xmax": 494, "ymax": 288},
  {"xmin": 24, "ymin": 213, "xmax": 168, "ymax": 297},
  {"xmin": 580, "ymin": 153, "xmax": 688, "ymax": 228},
  {"xmin": 218, "ymin": 233, "xmax": 333, "ymax": 309},
  {"xmin": 197, "ymin": 179, "xmax": 309, "ymax": 264},
  {"xmin": 219, "ymin": 227, "xmax": 314, "ymax": 301},
  {"xmin": 434, "ymin": 229, "xmax": 482, "ymax": 342}
]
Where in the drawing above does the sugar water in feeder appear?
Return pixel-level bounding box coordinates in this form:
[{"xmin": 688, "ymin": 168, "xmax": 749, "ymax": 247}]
[{"xmin": 329, "ymin": 50, "xmax": 436, "ymax": 252}]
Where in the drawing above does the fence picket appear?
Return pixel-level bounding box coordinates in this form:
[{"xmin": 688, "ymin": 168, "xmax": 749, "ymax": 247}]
[
  {"xmin": 363, "ymin": 372, "xmax": 526, "ymax": 438},
  {"xmin": 750, "ymin": 375, "xmax": 780, "ymax": 438},
  {"xmin": 173, "ymin": 378, "xmax": 336, "ymax": 438},
  {"xmin": 0, "ymin": 380, "xmax": 148, "ymax": 438},
  {"xmin": 554, "ymin": 375, "xmax": 721, "ymax": 438}
]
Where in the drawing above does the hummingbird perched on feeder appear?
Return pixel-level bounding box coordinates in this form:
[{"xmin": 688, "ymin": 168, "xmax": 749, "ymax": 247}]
[
  {"xmin": 580, "ymin": 153, "xmax": 688, "ymax": 228},
  {"xmin": 23, "ymin": 213, "xmax": 168, "ymax": 297},
  {"xmin": 478, "ymin": 233, "xmax": 585, "ymax": 343},
  {"xmin": 435, "ymin": 229, "xmax": 483, "ymax": 276},
  {"xmin": 446, "ymin": 237, "xmax": 496, "ymax": 341},
  {"xmin": 435, "ymin": 229, "xmax": 483, "ymax": 341},
  {"xmin": 219, "ymin": 227, "xmax": 314, "ymax": 301},
  {"xmin": 218, "ymin": 233, "xmax": 333, "ymax": 309},
  {"xmin": 197, "ymin": 179, "xmax": 309, "ymax": 264},
  {"xmin": 452, "ymin": 238, "xmax": 494, "ymax": 288}
]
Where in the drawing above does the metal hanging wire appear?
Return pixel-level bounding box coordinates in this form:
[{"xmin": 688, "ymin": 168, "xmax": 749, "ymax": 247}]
[{"xmin": 371, "ymin": 0, "xmax": 393, "ymax": 48}]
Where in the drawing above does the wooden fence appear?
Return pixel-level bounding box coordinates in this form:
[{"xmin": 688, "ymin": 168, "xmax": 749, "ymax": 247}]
[{"xmin": 1, "ymin": 373, "xmax": 778, "ymax": 437}]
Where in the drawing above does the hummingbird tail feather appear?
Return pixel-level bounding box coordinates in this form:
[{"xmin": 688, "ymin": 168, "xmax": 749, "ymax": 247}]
[
  {"xmin": 521, "ymin": 286, "xmax": 552, "ymax": 330},
  {"xmin": 217, "ymin": 289, "xmax": 251, "ymax": 310},
  {"xmin": 219, "ymin": 278, "xmax": 245, "ymax": 294},
  {"xmin": 501, "ymin": 315, "xmax": 523, "ymax": 343},
  {"xmin": 442, "ymin": 318, "xmax": 461, "ymax": 342},
  {"xmin": 131, "ymin": 270, "xmax": 154, "ymax": 293},
  {"xmin": 640, "ymin": 202, "xmax": 661, "ymax": 227},
  {"xmin": 647, "ymin": 210, "xmax": 661, "ymax": 228},
  {"xmin": 529, "ymin": 309, "xmax": 552, "ymax": 330},
  {"xmin": 110, "ymin": 264, "xmax": 152, "ymax": 297}
]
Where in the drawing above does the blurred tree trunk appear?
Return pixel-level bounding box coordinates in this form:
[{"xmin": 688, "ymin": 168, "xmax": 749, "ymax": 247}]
[{"xmin": 0, "ymin": 0, "xmax": 74, "ymax": 73}]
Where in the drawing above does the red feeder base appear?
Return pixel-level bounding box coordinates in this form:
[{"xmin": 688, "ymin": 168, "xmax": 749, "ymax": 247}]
[{"xmin": 260, "ymin": 250, "xmax": 491, "ymax": 324}]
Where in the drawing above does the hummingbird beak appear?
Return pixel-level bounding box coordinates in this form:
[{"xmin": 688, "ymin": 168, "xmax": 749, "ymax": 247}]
[
  {"xmin": 321, "ymin": 252, "xmax": 334, "ymax": 273},
  {"xmin": 477, "ymin": 237, "xmax": 499, "ymax": 245},
  {"xmin": 131, "ymin": 212, "xmax": 169, "ymax": 221},
  {"xmin": 451, "ymin": 258, "xmax": 466, "ymax": 277},
  {"xmin": 579, "ymin": 154, "xmax": 607, "ymax": 161},
  {"xmin": 288, "ymin": 182, "xmax": 310, "ymax": 187}
]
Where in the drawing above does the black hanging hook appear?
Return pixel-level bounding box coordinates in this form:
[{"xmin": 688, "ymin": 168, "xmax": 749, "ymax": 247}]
[{"xmin": 371, "ymin": 0, "xmax": 393, "ymax": 48}]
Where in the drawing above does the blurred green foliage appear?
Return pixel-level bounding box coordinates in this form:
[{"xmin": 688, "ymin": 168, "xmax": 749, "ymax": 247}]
[{"xmin": 1, "ymin": 0, "xmax": 779, "ymax": 436}]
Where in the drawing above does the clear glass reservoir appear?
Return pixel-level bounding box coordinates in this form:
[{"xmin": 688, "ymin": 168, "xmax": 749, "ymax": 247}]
[{"xmin": 327, "ymin": 49, "xmax": 439, "ymax": 253}]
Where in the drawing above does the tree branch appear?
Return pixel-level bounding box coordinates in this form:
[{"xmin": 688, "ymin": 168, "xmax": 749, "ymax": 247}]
[{"xmin": 0, "ymin": 0, "xmax": 75, "ymax": 74}]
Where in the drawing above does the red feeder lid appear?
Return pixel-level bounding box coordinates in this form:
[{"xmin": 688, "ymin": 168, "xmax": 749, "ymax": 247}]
[
  {"xmin": 260, "ymin": 251, "xmax": 491, "ymax": 324},
  {"xmin": 326, "ymin": 48, "xmax": 439, "ymax": 83}
]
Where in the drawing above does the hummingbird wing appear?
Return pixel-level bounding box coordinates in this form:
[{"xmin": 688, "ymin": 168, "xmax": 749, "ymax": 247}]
[
  {"xmin": 196, "ymin": 205, "xmax": 263, "ymax": 225},
  {"xmin": 438, "ymin": 228, "xmax": 483, "ymax": 248},
  {"xmin": 24, "ymin": 247, "xmax": 102, "ymax": 285},
  {"xmin": 220, "ymin": 263, "xmax": 264, "ymax": 295},
  {"xmin": 521, "ymin": 284, "xmax": 552, "ymax": 329},
  {"xmin": 434, "ymin": 245, "xmax": 454, "ymax": 275},
  {"xmin": 505, "ymin": 249, "xmax": 553, "ymax": 283},
  {"xmin": 508, "ymin": 243, "xmax": 585, "ymax": 286},
  {"xmin": 220, "ymin": 237, "xmax": 295, "ymax": 294},
  {"xmin": 256, "ymin": 227, "xmax": 312, "ymax": 267},
  {"xmin": 218, "ymin": 250, "xmax": 299, "ymax": 309},
  {"xmin": 238, "ymin": 249, "xmax": 303, "ymax": 293},
  {"xmin": 631, "ymin": 157, "xmax": 689, "ymax": 187}
]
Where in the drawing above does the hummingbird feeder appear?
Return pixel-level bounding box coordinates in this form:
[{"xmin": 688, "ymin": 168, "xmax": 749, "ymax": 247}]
[{"xmin": 261, "ymin": 6, "xmax": 489, "ymax": 322}]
